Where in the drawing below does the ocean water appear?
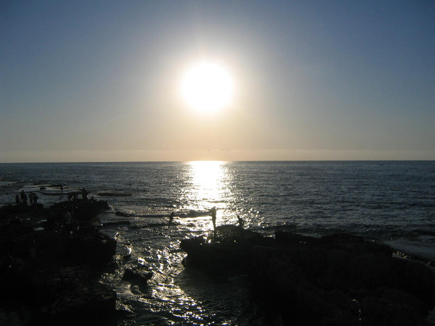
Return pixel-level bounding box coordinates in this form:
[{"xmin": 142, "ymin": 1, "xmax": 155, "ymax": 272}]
[{"xmin": 1, "ymin": 161, "xmax": 435, "ymax": 325}]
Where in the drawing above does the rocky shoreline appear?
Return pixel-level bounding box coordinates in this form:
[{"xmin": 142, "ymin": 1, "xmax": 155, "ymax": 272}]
[
  {"xmin": 181, "ymin": 225, "xmax": 435, "ymax": 326},
  {"xmin": 0, "ymin": 200, "xmax": 117, "ymax": 326},
  {"xmin": 2, "ymin": 199, "xmax": 435, "ymax": 326}
]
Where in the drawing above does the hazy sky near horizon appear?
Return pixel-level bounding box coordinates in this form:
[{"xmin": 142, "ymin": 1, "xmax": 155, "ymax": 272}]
[{"xmin": 1, "ymin": 1, "xmax": 435, "ymax": 162}]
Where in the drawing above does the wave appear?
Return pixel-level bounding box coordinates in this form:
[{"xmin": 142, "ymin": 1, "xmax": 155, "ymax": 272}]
[
  {"xmin": 97, "ymin": 192, "xmax": 133, "ymax": 197},
  {"xmin": 115, "ymin": 209, "xmax": 210, "ymax": 219},
  {"xmin": 130, "ymin": 220, "xmax": 169, "ymax": 228},
  {"xmin": 178, "ymin": 210, "xmax": 211, "ymax": 218}
]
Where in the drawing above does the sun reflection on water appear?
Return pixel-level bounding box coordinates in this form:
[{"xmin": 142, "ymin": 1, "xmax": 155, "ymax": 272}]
[
  {"xmin": 177, "ymin": 161, "xmax": 232, "ymax": 232},
  {"xmin": 100, "ymin": 162, "xmax": 254, "ymax": 325},
  {"xmin": 188, "ymin": 161, "xmax": 227, "ymax": 205}
]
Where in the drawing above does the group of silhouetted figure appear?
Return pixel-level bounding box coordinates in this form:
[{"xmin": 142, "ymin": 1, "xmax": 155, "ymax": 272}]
[
  {"xmin": 15, "ymin": 187, "xmax": 90, "ymax": 208},
  {"xmin": 15, "ymin": 190, "xmax": 39, "ymax": 207}
]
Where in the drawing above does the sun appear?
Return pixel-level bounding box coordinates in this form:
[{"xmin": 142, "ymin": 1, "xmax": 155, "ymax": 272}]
[{"xmin": 182, "ymin": 62, "xmax": 233, "ymax": 112}]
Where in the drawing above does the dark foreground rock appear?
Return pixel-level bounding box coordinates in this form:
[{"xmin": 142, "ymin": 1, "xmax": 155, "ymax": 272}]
[
  {"xmin": 0, "ymin": 200, "xmax": 117, "ymax": 326},
  {"xmin": 123, "ymin": 268, "xmax": 153, "ymax": 291},
  {"xmin": 181, "ymin": 226, "xmax": 435, "ymax": 326}
]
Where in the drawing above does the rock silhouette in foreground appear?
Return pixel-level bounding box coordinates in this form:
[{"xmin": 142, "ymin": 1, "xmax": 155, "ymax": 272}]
[
  {"xmin": 0, "ymin": 200, "xmax": 117, "ymax": 326},
  {"xmin": 181, "ymin": 226, "xmax": 435, "ymax": 326}
]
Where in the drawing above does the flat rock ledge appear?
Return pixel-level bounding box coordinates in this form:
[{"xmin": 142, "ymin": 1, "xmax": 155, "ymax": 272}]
[
  {"xmin": 0, "ymin": 200, "xmax": 117, "ymax": 326},
  {"xmin": 181, "ymin": 226, "xmax": 435, "ymax": 326}
]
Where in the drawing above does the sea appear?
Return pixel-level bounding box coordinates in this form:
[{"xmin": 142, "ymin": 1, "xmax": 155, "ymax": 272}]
[{"xmin": 0, "ymin": 161, "xmax": 434, "ymax": 325}]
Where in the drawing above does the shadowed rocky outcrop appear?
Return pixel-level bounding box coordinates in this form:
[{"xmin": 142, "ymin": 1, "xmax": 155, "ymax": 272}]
[
  {"xmin": 181, "ymin": 226, "xmax": 435, "ymax": 326},
  {"xmin": 0, "ymin": 200, "xmax": 117, "ymax": 326}
]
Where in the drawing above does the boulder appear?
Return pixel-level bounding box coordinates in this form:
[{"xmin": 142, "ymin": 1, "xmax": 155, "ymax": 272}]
[{"xmin": 123, "ymin": 268, "xmax": 153, "ymax": 286}]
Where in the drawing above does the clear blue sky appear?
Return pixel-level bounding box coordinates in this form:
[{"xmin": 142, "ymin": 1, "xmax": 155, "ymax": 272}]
[{"xmin": 1, "ymin": 1, "xmax": 434, "ymax": 162}]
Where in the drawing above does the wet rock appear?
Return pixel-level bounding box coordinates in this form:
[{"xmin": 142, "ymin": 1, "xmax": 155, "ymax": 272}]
[
  {"xmin": 115, "ymin": 210, "xmax": 132, "ymax": 217},
  {"xmin": 123, "ymin": 268, "xmax": 153, "ymax": 286}
]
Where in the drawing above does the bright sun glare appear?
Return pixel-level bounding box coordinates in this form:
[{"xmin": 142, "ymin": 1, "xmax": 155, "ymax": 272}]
[{"xmin": 182, "ymin": 62, "xmax": 233, "ymax": 112}]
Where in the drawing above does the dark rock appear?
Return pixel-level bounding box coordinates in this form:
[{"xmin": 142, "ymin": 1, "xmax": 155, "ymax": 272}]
[
  {"xmin": 360, "ymin": 296, "xmax": 427, "ymax": 326},
  {"xmin": 66, "ymin": 232, "xmax": 116, "ymax": 266},
  {"xmin": 0, "ymin": 199, "xmax": 117, "ymax": 325},
  {"xmin": 351, "ymin": 253, "xmax": 435, "ymax": 309},
  {"xmin": 28, "ymin": 266, "xmax": 117, "ymax": 326},
  {"xmin": 180, "ymin": 226, "xmax": 256, "ymax": 276},
  {"xmin": 50, "ymin": 199, "xmax": 110, "ymax": 221},
  {"xmin": 123, "ymin": 268, "xmax": 153, "ymax": 286},
  {"xmin": 181, "ymin": 229, "xmax": 435, "ymax": 326}
]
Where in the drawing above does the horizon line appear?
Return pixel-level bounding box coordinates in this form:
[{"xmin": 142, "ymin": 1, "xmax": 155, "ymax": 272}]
[{"xmin": 1, "ymin": 159, "xmax": 434, "ymax": 164}]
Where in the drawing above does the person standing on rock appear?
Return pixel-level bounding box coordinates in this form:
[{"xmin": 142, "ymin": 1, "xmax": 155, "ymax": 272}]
[
  {"xmin": 81, "ymin": 188, "xmax": 88, "ymax": 201},
  {"xmin": 168, "ymin": 212, "xmax": 175, "ymax": 228},
  {"xmin": 20, "ymin": 190, "xmax": 28, "ymax": 206},
  {"xmin": 237, "ymin": 215, "xmax": 244, "ymax": 228},
  {"xmin": 210, "ymin": 207, "xmax": 217, "ymax": 236}
]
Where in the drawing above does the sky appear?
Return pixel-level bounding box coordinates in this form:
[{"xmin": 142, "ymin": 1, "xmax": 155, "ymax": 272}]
[{"xmin": 1, "ymin": 0, "xmax": 435, "ymax": 163}]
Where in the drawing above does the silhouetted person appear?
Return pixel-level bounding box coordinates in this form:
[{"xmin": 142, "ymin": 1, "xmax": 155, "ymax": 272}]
[
  {"xmin": 237, "ymin": 215, "xmax": 244, "ymax": 228},
  {"xmin": 33, "ymin": 193, "xmax": 38, "ymax": 206},
  {"xmin": 20, "ymin": 190, "xmax": 27, "ymax": 205},
  {"xmin": 15, "ymin": 194, "xmax": 20, "ymax": 205},
  {"xmin": 81, "ymin": 188, "xmax": 88, "ymax": 200},
  {"xmin": 168, "ymin": 212, "xmax": 174, "ymax": 228},
  {"xmin": 210, "ymin": 207, "xmax": 217, "ymax": 236}
]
